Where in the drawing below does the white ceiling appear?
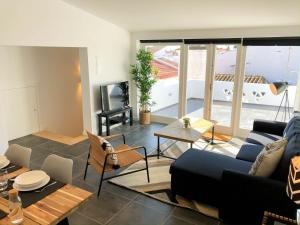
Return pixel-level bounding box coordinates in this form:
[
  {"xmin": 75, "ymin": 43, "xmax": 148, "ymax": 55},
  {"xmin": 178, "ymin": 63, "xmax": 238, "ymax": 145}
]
[{"xmin": 62, "ymin": 0, "xmax": 300, "ymax": 31}]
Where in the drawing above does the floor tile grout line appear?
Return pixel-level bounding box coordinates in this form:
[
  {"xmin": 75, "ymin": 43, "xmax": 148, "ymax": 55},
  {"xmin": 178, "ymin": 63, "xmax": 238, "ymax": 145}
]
[
  {"xmin": 159, "ymin": 207, "xmax": 176, "ymax": 225},
  {"xmin": 104, "ymin": 194, "xmax": 140, "ymax": 225},
  {"xmin": 75, "ymin": 211, "xmax": 105, "ymax": 225},
  {"xmin": 171, "ymin": 214, "xmax": 199, "ymax": 225},
  {"xmin": 102, "ymin": 187, "xmax": 138, "ymax": 201},
  {"xmin": 132, "ymin": 195, "xmax": 175, "ymax": 215}
]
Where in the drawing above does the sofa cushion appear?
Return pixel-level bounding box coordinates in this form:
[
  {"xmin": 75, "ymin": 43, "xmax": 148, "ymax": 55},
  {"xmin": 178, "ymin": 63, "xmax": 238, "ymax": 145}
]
[
  {"xmin": 170, "ymin": 149, "xmax": 252, "ymax": 206},
  {"xmin": 170, "ymin": 149, "xmax": 252, "ymax": 179},
  {"xmin": 284, "ymin": 118, "xmax": 300, "ymax": 140},
  {"xmin": 272, "ymin": 134, "xmax": 300, "ymax": 182},
  {"xmin": 246, "ymin": 131, "xmax": 282, "ymax": 146},
  {"xmin": 236, "ymin": 144, "xmax": 264, "ymax": 162},
  {"xmin": 283, "ymin": 115, "xmax": 300, "ymax": 137},
  {"xmin": 249, "ymin": 138, "xmax": 287, "ymax": 177}
]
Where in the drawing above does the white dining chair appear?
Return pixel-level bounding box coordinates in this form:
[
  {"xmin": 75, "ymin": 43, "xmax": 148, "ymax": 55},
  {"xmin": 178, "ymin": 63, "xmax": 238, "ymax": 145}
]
[
  {"xmin": 41, "ymin": 154, "xmax": 73, "ymax": 184},
  {"xmin": 5, "ymin": 144, "xmax": 32, "ymax": 167}
]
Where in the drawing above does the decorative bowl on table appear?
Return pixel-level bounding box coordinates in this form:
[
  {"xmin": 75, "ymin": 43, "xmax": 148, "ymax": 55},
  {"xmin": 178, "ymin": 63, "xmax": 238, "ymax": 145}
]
[
  {"xmin": 0, "ymin": 155, "xmax": 10, "ymax": 169},
  {"xmin": 13, "ymin": 170, "xmax": 50, "ymax": 192}
]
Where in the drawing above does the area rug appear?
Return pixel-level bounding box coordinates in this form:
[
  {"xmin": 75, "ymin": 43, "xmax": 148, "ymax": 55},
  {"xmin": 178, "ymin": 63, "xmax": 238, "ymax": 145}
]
[
  {"xmin": 109, "ymin": 137, "xmax": 244, "ymax": 219},
  {"xmin": 202, "ymin": 131, "xmax": 232, "ymax": 142}
]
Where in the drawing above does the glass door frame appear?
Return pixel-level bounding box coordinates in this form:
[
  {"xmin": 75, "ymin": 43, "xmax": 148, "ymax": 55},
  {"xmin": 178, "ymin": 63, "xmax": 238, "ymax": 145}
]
[
  {"xmin": 232, "ymin": 45, "xmax": 249, "ymax": 137},
  {"xmin": 138, "ymin": 41, "xmax": 246, "ymax": 137},
  {"xmin": 203, "ymin": 44, "xmax": 243, "ymax": 135},
  {"xmin": 140, "ymin": 42, "xmax": 185, "ymax": 124}
]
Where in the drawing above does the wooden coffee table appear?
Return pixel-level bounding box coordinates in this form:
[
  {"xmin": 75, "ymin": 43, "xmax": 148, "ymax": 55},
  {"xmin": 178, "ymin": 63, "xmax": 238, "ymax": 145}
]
[{"xmin": 152, "ymin": 118, "xmax": 215, "ymax": 160}]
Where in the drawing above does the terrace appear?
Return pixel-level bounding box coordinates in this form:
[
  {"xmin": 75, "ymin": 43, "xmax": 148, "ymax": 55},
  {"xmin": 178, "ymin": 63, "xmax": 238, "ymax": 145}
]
[
  {"xmin": 151, "ymin": 76, "xmax": 296, "ymax": 130},
  {"xmin": 147, "ymin": 45, "xmax": 299, "ymax": 130}
]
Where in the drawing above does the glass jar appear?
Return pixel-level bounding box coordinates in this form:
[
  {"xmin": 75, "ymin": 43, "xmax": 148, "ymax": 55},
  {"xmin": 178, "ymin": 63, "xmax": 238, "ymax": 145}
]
[{"xmin": 8, "ymin": 189, "xmax": 23, "ymax": 225}]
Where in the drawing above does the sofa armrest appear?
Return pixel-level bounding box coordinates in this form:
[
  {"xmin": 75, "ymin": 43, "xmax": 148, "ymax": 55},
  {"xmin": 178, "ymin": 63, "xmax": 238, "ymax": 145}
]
[
  {"xmin": 220, "ymin": 170, "xmax": 296, "ymax": 224},
  {"xmin": 253, "ymin": 119, "xmax": 287, "ymax": 136}
]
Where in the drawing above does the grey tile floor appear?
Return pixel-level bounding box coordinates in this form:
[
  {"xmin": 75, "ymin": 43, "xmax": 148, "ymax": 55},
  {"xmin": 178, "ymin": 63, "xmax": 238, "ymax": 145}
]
[{"xmin": 9, "ymin": 122, "xmax": 221, "ymax": 225}]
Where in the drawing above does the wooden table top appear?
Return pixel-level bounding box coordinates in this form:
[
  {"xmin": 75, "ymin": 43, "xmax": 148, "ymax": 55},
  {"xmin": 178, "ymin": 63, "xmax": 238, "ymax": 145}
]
[
  {"xmin": 154, "ymin": 118, "xmax": 214, "ymax": 143},
  {"xmin": 0, "ymin": 167, "xmax": 92, "ymax": 225}
]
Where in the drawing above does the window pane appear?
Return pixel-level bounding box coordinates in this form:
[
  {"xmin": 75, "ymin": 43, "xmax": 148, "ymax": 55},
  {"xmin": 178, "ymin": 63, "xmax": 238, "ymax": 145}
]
[
  {"xmin": 211, "ymin": 45, "xmax": 237, "ymax": 126},
  {"xmin": 186, "ymin": 45, "xmax": 207, "ymax": 117},
  {"xmin": 239, "ymin": 46, "xmax": 300, "ymax": 129},
  {"xmin": 146, "ymin": 45, "xmax": 180, "ymax": 118}
]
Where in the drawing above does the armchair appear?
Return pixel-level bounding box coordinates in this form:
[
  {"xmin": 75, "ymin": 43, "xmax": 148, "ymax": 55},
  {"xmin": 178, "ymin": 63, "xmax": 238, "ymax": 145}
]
[{"xmin": 85, "ymin": 132, "xmax": 150, "ymax": 196}]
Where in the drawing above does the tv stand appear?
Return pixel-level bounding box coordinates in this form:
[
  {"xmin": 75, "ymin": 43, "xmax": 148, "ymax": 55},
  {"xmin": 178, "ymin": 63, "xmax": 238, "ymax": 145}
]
[{"xmin": 97, "ymin": 107, "xmax": 133, "ymax": 136}]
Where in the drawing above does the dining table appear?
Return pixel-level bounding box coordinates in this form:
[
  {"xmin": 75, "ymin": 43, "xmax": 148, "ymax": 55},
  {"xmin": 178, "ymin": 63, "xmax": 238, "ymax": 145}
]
[{"xmin": 0, "ymin": 166, "xmax": 92, "ymax": 225}]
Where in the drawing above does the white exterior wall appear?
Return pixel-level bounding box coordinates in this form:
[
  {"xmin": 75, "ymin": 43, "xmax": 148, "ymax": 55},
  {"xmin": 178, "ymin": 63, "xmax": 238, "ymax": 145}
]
[{"xmin": 152, "ymin": 79, "xmax": 296, "ymax": 112}]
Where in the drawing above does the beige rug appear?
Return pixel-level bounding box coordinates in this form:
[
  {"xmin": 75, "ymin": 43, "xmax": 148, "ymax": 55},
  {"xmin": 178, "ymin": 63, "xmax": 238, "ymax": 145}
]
[{"xmin": 109, "ymin": 137, "xmax": 244, "ymax": 219}]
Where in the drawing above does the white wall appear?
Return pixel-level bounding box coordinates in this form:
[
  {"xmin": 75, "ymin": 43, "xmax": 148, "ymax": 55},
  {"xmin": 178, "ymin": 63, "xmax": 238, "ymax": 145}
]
[
  {"xmin": 0, "ymin": 108, "xmax": 8, "ymax": 152},
  {"xmin": 0, "ymin": 46, "xmax": 83, "ymax": 137},
  {"xmin": 131, "ymin": 26, "xmax": 300, "ymax": 117},
  {"xmin": 0, "ymin": 0, "xmax": 131, "ymax": 144},
  {"xmin": 36, "ymin": 47, "xmax": 83, "ymax": 137}
]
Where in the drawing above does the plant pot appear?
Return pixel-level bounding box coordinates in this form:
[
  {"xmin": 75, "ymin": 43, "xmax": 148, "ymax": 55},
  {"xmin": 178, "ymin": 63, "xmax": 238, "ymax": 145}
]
[{"xmin": 140, "ymin": 111, "xmax": 151, "ymax": 125}]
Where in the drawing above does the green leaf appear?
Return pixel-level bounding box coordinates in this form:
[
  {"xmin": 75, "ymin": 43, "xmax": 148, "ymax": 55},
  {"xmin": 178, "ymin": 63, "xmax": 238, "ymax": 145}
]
[{"xmin": 130, "ymin": 49, "xmax": 158, "ymax": 112}]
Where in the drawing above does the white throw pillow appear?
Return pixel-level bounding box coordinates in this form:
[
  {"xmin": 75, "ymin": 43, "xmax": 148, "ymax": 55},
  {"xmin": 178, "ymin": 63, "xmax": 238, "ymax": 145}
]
[
  {"xmin": 98, "ymin": 137, "xmax": 119, "ymax": 168},
  {"xmin": 249, "ymin": 138, "xmax": 288, "ymax": 177}
]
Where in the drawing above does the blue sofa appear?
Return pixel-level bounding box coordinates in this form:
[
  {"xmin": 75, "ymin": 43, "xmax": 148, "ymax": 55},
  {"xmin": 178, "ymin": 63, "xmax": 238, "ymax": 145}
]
[{"xmin": 169, "ymin": 115, "xmax": 300, "ymax": 224}]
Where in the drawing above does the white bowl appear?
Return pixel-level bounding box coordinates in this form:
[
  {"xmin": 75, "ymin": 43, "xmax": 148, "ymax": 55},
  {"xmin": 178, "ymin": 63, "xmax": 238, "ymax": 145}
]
[
  {"xmin": 14, "ymin": 170, "xmax": 48, "ymax": 188},
  {"xmin": 13, "ymin": 175, "xmax": 50, "ymax": 192},
  {"xmin": 0, "ymin": 155, "xmax": 7, "ymax": 165},
  {"xmin": 0, "ymin": 159, "xmax": 10, "ymax": 169}
]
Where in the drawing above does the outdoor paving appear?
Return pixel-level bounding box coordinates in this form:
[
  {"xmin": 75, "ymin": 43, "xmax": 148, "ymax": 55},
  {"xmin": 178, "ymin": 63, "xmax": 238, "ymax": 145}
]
[
  {"xmin": 9, "ymin": 122, "xmax": 221, "ymax": 225},
  {"xmin": 153, "ymin": 98, "xmax": 291, "ymax": 129}
]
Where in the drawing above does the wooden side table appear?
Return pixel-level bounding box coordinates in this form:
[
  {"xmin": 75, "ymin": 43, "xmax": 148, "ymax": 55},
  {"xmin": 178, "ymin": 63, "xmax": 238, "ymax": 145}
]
[{"xmin": 262, "ymin": 211, "xmax": 297, "ymax": 225}]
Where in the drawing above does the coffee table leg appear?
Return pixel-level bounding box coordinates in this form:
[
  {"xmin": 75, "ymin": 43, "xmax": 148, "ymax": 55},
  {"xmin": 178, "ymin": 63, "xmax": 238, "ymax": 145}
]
[
  {"xmin": 190, "ymin": 143, "xmax": 193, "ymax": 148},
  {"xmin": 211, "ymin": 126, "xmax": 215, "ymax": 145},
  {"xmin": 157, "ymin": 136, "xmax": 160, "ymax": 159}
]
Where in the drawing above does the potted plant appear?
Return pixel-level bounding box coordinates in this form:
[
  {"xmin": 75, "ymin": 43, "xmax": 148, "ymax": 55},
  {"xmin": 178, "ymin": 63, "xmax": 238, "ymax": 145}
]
[{"xmin": 130, "ymin": 49, "xmax": 158, "ymax": 125}]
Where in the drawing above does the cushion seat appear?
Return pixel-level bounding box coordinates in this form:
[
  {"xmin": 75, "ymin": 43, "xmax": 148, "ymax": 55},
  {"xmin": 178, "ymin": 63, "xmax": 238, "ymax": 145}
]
[
  {"xmin": 170, "ymin": 149, "xmax": 252, "ymax": 206},
  {"xmin": 236, "ymin": 144, "xmax": 264, "ymax": 162},
  {"xmin": 246, "ymin": 131, "xmax": 282, "ymax": 146}
]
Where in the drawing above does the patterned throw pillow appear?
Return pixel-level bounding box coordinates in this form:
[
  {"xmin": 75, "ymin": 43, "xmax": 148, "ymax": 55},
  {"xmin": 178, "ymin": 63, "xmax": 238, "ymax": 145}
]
[
  {"xmin": 98, "ymin": 137, "xmax": 120, "ymax": 169},
  {"xmin": 249, "ymin": 138, "xmax": 288, "ymax": 177}
]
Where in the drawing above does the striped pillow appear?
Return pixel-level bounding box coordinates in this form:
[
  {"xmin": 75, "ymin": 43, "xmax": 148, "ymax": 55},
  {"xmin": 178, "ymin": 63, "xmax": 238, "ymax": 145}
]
[
  {"xmin": 99, "ymin": 137, "xmax": 120, "ymax": 169},
  {"xmin": 249, "ymin": 138, "xmax": 288, "ymax": 177}
]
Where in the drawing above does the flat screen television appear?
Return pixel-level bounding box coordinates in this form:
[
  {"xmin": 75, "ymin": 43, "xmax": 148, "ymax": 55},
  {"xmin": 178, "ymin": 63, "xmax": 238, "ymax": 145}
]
[{"xmin": 100, "ymin": 81, "xmax": 129, "ymax": 112}]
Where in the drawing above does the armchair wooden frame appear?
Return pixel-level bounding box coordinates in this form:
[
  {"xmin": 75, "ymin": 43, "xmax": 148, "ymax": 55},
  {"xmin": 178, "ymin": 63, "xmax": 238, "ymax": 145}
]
[{"xmin": 84, "ymin": 132, "xmax": 150, "ymax": 197}]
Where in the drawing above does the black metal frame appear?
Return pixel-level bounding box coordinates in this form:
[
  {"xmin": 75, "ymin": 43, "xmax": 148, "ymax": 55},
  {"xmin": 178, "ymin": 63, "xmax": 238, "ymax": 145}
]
[
  {"xmin": 83, "ymin": 135, "xmax": 150, "ymax": 197},
  {"xmin": 97, "ymin": 107, "xmax": 133, "ymax": 136}
]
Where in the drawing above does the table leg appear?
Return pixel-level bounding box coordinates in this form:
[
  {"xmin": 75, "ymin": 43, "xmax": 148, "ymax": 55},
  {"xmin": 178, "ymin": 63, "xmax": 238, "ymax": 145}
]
[
  {"xmin": 157, "ymin": 136, "xmax": 160, "ymax": 159},
  {"xmin": 190, "ymin": 142, "xmax": 193, "ymax": 148},
  {"xmin": 106, "ymin": 116, "xmax": 110, "ymax": 136},
  {"xmin": 98, "ymin": 115, "xmax": 102, "ymax": 136},
  {"xmin": 211, "ymin": 126, "xmax": 215, "ymax": 145},
  {"xmin": 122, "ymin": 112, "xmax": 126, "ymax": 125},
  {"xmin": 129, "ymin": 108, "xmax": 133, "ymax": 126}
]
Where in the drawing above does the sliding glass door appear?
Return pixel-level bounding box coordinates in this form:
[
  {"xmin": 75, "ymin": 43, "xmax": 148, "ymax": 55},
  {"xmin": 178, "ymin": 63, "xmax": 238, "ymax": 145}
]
[
  {"xmin": 238, "ymin": 45, "xmax": 300, "ymax": 130},
  {"xmin": 144, "ymin": 44, "xmax": 182, "ymax": 121},
  {"xmin": 185, "ymin": 44, "xmax": 208, "ymax": 118},
  {"xmin": 184, "ymin": 43, "xmax": 240, "ymax": 133},
  {"xmin": 211, "ymin": 44, "xmax": 238, "ymax": 129},
  {"xmin": 139, "ymin": 38, "xmax": 300, "ymax": 137}
]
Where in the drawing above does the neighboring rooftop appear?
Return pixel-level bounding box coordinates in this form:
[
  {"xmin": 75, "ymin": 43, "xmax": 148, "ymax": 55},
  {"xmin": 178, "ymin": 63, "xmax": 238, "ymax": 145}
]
[{"xmin": 215, "ymin": 74, "xmax": 268, "ymax": 83}]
